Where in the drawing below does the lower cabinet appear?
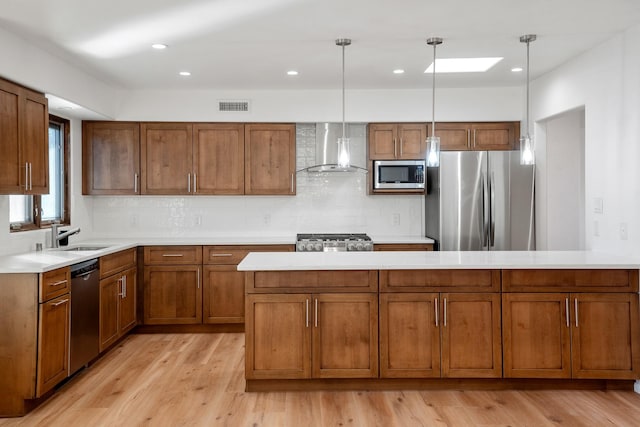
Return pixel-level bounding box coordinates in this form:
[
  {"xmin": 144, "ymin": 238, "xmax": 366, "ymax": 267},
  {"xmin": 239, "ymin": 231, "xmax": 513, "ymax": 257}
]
[
  {"xmin": 36, "ymin": 293, "xmax": 70, "ymax": 397},
  {"xmin": 503, "ymin": 292, "xmax": 640, "ymax": 379},
  {"xmin": 143, "ymin": 265, "xmax": 202, "ymax": 324},
  {"xmin": 373, "ymin": 243, "xmax": 434, "ymax": 251},
  {"xmin": 100, "ymin": 267, "xmax": 137, "ymax": 351},
  {"xmin": 203, "ymin": 265, "xmax": 245, "ymax": 324},
  {"xmin": 379, "ymin": 292, "xmax": 502, "ymax": 379},
  {"xmin": 245, "ymin": 293, "xmax": 378, "ymax": 379}
]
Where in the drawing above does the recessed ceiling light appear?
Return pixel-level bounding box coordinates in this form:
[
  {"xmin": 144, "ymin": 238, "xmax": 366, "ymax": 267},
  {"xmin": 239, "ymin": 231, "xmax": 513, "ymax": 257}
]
[
  {"xmin": 511, "ymin": 67, "xmax": 524, "ymax": 72},
  {"xmin": 287, "ymin": 70, "xmax": 299, "ymax": 76},
  {"xmin": 393, "ymin": 69, "xmax": 405, "ymax": 74},
  {"xmin": 424, "ymin": 57, "xmax": 503, "ymax": 73},
  {"xmin": 151, "ymin": 44, "xmax": 167, "ymax": 50},
  {"xmin": 179, "ymin": 71, "xmax": 191, "ymax": 76}
]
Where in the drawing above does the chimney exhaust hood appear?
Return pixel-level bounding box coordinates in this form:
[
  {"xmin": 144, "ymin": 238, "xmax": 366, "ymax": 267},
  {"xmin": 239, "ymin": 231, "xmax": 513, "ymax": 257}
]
[{"xmin": 297, "ymin": 122, "xmax": 368, "ymax": 173}]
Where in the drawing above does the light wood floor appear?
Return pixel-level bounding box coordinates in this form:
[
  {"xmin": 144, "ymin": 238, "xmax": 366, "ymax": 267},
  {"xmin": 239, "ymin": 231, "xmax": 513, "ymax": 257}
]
[{"xmin": 2, "ymin": 333, "xmax": 640, "ymax": 426}]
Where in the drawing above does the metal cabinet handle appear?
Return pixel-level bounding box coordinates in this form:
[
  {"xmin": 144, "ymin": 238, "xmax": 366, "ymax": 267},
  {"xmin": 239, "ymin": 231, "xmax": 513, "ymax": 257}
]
[
  {"xmin": 24, "ymin": 162, "xmax": 29, "ymax": 191},
  {"xmin": 473, "ymin": 129, "xmax": 477, "ymax": 148},
  {"xmin": 29, "ymin": 162, "xmax": 33, "ymax": 190},
  {"xmin": 467, "ymin": 129, "xmax": 471, "ymax": 148},
  {"xmin": 305, "ymin": 299, "xmax": 310, "ymax": 328},
  {"xmin": 197, "ymin": 268, "xmax": 200, "ymax": 289},
  {"xmin": 52, "ymin": 298, "xmax": 69, "ymax": 307},
  {"xmin": 443, "ymin": 298, "xmax": 447, "ymax": 327},
  {"xmin": 134, "ymin": 173, "xmax": 138, "ymax": 193},
  {"xmin": 435, "ymin": 297, "xmax": 439, "ymax": 327},
  {"xmin": 314, "ymin": 298, "xmax": 318, "ymax": 328},
  {"xmin": 118, "ymin": 277, "xmax": 124, "ymax": 297},
  {"xmin": 565, "ymin": 297, "xmax": 570, "ymax": 328},
  {"xmin": 193, "ymin": 173, "xmax": 197, "ymax": 193},
  {"xmin": 574, "ymin": 298, "xmax": 579, "ymax": 328},
  {"xmin": 123, "ymin": 275, "xmax": 127, "ymax": 298},
  {"xmin": 393, "ymin": 138, "xmax": 398, "ymax": 158},
  {"xmin": 162, "ymin": 254, "xmax": 184, "ymax": 257},
  {"xmin": 187, "ymin": 173, "xmax": 191, "ymax": 193},
  {"xmin": 399, "ymin": 138, "xmax": 403, "ymax": 157},
  {"xmin": 290, "ymin": 174, "xmax": 294, "ymax": 193},
  {"xmin": 48, "ymin": 280, "xmax": 67, "ymax": 287},
  {"xmin": 211, "ymin": 253, "xmax": 233, "ymax": 257}
]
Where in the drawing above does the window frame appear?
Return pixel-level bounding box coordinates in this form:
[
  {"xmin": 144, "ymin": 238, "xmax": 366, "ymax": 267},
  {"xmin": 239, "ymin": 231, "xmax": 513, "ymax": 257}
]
[{"xmin": 9, "ymin": 114, "xmax": 70, "ymax": 232}]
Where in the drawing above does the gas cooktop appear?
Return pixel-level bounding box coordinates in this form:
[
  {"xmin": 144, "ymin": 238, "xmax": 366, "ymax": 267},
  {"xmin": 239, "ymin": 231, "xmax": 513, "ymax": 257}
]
[{"xmin": 296, "ymin": 233, "xmax": 373, "ymax": 252}]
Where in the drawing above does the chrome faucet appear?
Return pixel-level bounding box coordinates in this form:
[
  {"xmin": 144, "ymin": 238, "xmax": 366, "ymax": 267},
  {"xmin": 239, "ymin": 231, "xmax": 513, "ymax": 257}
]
[{"xmin": 50, "ymin": 223, "xmax": 81, "ymax": 248}]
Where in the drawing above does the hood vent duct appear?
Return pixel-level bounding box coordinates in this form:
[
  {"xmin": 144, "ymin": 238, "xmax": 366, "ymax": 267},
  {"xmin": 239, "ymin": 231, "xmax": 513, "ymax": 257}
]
[{"xmin": 297, "ymin": 122, "xmax": 368, "ymax": 173}]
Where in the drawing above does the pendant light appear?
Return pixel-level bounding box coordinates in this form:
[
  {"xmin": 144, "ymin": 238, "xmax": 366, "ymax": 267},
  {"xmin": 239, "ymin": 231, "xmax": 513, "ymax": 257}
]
[
  {"xmin": 520, "ymin": 34, "xmax": 536, "ymax": 165},
  {"xmin": 336, "ymin": 38, "xmax": 351, "ymax": 168},
  {"xmin": 426, "ymin": 37, "xmax": 443, "ymax": 168}
]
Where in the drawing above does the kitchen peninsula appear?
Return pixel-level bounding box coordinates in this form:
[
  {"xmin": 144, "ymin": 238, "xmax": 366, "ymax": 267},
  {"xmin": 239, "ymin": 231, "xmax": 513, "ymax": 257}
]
[{"xmin": 239, "ymin": 251, "xmax": 640, "ymax": 391}]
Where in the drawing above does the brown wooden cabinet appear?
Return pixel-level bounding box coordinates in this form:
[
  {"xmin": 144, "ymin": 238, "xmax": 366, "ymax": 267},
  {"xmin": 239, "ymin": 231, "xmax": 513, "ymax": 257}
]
[
  {"xmin": 193, "ymin": 123, "xmax": 244, "ymax": 195},
  {"xmin": 437, "ymin": 122, "xmax": 520, "ymax": 151},
  {"xmin": 374, "ymin": 243, "xmax": 434, "ymax": 251},
  {"xmin": 82, "ymin": 121, "xmax": 140, "ymax": 195},
  {"xmin": 368, "ymin": 123, "xmax": 428, "ymax": 160},
  {"xmin": 245, "ymin": 292, "xmax": 378, "ymax": 380},
  {"xmin": 36, "ymin": 293, "xmax": 70, "ymax": 397},
  {"xmin": 244, "ymin": 123, "xmax": 296, "ymax": 195},
  {"xmin": 0, "ymin": 78, "xmax": 48, "ymax": 194},
  {"xmin": 380, "ymin": 292, "xmax": 501, "ymax": 379}
]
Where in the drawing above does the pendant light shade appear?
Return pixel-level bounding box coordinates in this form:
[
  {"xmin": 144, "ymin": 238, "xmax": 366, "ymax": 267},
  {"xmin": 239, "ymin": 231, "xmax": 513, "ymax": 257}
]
[
  {"xmin": 520, "ymin": 34, "xmax": 536, "ymax": 165},
  {"xmin": 426, "ymin": 37, "xmax": 443, "ymax": 168},
  {"xmin": 336, "ymin": 38, "xmax": 351, "ymax": 168}
]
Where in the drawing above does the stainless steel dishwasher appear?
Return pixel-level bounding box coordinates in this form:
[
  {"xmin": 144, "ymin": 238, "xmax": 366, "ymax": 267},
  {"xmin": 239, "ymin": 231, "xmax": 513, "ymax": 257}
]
[{"xmin": 70, "ymin": 258, "xmax": 100, "ymax": 375}]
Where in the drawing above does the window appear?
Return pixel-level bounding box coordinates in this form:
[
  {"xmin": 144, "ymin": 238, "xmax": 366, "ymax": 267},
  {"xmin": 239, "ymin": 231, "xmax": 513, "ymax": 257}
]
[{"xmin": 9, "ymin": 115, "xmax": 70, "ymax": 231}]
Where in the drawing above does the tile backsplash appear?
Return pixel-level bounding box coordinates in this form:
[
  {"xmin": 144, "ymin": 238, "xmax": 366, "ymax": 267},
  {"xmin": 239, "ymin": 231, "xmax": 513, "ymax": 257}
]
[{"xmin": 90, "ymin": 124, "xmax": 424, "ymax": 238}]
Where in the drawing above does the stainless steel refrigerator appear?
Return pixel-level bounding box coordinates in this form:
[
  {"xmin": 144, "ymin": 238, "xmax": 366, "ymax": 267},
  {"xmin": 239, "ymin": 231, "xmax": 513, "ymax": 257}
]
[{"xmin": 425, "ymin": 151, "xmax": 535, "ymax": 251}]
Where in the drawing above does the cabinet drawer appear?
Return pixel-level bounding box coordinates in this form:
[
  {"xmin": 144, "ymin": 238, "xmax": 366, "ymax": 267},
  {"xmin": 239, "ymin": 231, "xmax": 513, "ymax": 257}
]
[
  {"xmin": 248, "ymin": 270, "xmax": 378, "ymax": 293},
  {"xmin": 502, "ymin": 269, "xmax": 639, "ymax": 292},
  {"xmin": 100, "ymin": 248, "xmax": 137, "ymax": 278},
  {"xmin": 380, "ymin": 269, "xmax": 500, "ymax": 292},
  {"xmin": 374, "ymin": 244, "xmax": 433, "ymax": 251},
  {"xmin": 144, "ymin": 246, "xmax": 202, "ymax": 265},
  {"xmin": 204, "ymin": 245, "xmax": 294, "ymax": 265},
  {"xmin": 40, "ymin": 267, "xmax": 71, "ymax": 302}
]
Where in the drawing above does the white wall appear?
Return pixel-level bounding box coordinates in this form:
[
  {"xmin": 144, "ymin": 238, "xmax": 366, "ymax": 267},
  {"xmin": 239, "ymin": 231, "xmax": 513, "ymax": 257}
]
[{"xmin": 532, "ymin": 23, "xmax": 640, "ymax": 255}]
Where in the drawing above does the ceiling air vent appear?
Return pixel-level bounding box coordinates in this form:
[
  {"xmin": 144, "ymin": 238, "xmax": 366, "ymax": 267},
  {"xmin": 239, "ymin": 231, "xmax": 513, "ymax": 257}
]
[{"xmin": 218, "ymin": 100, "xmax": 250, "ymax": 112}]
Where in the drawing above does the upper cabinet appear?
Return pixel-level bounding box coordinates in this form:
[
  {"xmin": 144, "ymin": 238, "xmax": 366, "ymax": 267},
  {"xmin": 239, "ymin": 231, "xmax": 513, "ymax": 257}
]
[
  {"xmin": 368, "ymin": 123, "xmax": 427, "ymax": 160},
  {"xmin": 0, "ymin": 78, "xmax": 48, "ymax": 195},
  {"xmin": 193, "ymin": 123, "xmax": 244, "ymax": 195},
  {"xmin": 437, "ymin": 122, "xmax": 520, "ymax": 151},
  {"xmin": 244, "ymin": 123, "xmax": 296, "ymax": 195},
  {"xmin": 83, "ymin": 122, "xmax": 140, "ymax": 195}
]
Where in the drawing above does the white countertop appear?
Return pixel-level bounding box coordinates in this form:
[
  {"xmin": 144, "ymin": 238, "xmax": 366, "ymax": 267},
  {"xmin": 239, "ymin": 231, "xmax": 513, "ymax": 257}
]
[{"xmin": 238, "ymin": 250, "xmax": 640, "ymax": 271}]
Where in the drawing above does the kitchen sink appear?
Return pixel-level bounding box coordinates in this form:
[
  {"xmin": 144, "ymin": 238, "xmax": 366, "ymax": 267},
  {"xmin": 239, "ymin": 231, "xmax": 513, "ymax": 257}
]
[{"xmin": 58, "ymin": 246, "xmax": 109, "ymax": 252}]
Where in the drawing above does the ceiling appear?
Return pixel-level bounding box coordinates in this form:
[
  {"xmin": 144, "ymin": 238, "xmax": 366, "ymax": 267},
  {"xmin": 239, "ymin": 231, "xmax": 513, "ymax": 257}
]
[{"xmin": 2, "ymin": 0, "xmax": 640, "ymax": 91}]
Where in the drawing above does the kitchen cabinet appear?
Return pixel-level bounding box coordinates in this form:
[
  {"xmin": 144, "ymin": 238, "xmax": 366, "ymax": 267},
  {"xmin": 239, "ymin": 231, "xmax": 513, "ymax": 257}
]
[
  {"xmin": 245, "ymin": 292, "xmax": 378, "ymax": 380},
  {"xmin": 82, "ymin": 121, "xmax": 140, "ymax": 195},
  {"xmin": 99, "ymin": 248, "xmax": 137, "ymax": 352},
  {"xmin": 203, "ymin": 245, "xmax": 294, "ymax": 324},
  {"xmin": 374, "ymin": 243, "xmax": 433, "ymax": 251},
  {"xmin": 244, "ymin": 123, "xmax": 296, "ymax": 195},
  {"xmin": 0, "ymin": 77, "xmax": 49, "ymax": 194},
  {"xmin": 368, "ymin": 123, "xmax": 427, "ymax": 160},
  {"xmin": 193, "ymin": 123, "xmax": 245, "ymax": 195},
  {"xmin": 36, "ymin": 293, "xmax": 70, "ymax": 396},
  {"xmin": 437, "ymin": 122, "xmax": 520, "ymax": 151},
  {"xmin": 502, "ymin": 269, "xmax": 640, "ymax": 380}
]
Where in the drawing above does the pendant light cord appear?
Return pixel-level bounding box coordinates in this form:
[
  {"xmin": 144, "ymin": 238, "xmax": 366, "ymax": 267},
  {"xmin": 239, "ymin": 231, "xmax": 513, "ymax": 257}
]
[
  {"xmin": 431, "ymin": 42, "xmax": 436, "ymax": 137},
  {"xmin": 526, "ymin": 38, "xmax": 530, "ymax": 139},
  {"xmin": 342, "ymin": 43, "xmax": 346, "ymax": 140}
]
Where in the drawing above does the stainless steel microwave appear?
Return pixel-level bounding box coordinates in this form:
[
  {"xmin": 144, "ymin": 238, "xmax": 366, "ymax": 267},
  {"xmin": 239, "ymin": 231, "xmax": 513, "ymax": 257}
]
[{"xmin": 373, "ymin": 160, "xmax": 426, "ymax": 189}]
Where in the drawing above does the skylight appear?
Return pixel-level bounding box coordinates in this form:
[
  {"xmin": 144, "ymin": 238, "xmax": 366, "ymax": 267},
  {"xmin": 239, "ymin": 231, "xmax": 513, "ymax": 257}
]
[{"xmin": 424, "ymin": 57, "xmax": 503, "ymax": 73}]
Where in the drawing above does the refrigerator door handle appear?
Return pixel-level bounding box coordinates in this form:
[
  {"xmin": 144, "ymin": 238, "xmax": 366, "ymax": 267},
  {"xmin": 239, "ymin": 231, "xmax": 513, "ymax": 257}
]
[
  {"xmin": 490, "ymin": 171, "xmax": 496, "ymax": 247},
  {"xmin": 482, "ymin": 174, "xmax": 489, "ymax": 248}
]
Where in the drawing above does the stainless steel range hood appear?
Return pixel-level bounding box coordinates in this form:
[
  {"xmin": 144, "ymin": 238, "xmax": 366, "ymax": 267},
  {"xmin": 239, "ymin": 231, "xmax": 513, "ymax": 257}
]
[{"xmin": 298, "ymin": 122, "xmax": 368, "ymax": 173}]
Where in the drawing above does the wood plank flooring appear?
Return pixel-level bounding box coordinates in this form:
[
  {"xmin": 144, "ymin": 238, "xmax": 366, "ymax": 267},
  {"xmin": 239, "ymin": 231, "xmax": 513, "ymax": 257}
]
[{"xmin": 2, "ymin": 333, "xmax": 640, "ymax": 426}]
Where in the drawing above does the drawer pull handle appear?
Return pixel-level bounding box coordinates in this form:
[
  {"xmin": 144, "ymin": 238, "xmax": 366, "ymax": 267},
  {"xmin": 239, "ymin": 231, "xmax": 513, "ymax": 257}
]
[
  {"xmin": 52, "ymin": 299, "xmax": 69, "ymax": 307},
  {"xmin": 211, "ymin": 254, "xmax": 233, "ymax": 257},
  {"xmin": 48, "ymin": 280, "xmax": 67, "ymax": 287},
  {"xmin": 162, "ymin": 254, "xmax": 184, "ymax": 257}
]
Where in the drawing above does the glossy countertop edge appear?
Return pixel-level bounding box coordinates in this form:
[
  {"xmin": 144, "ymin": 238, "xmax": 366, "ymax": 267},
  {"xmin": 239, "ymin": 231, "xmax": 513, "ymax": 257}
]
[{"xmin": 237, "ymin": 250, "xmax": 640, "ymax": 271}]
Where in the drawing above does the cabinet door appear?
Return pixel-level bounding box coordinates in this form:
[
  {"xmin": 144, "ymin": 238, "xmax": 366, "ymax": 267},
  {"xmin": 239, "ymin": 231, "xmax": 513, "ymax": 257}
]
[
  {"xmin": 37, "ymin": 294, "xmax": 70, "ymax": 396},
  {"xmin": 471, "ymin": 122, "xmax": 517, "ymax": 150},
  {"xmin": 245, "ymin": 294, "xmax": 311, "ymax": 379},
  {"xmin": 119, "ymin": 268, "xmax": 137, "ymax": 334},
  {"xmin": 312, "ymin": 293, "xmax": 378, "ymax": 378},
  {"xmin": 99, "ymin": 275, "xmax": 120, "ymax": 352},
  {"xmin": 368, "ymin": 123, "xmax": 397, "ymax": 159},
  {"xmin": 83, "ymin": 122, "xmax": 140, "ymax": 195},
  {"xmin": 502, "ymin": 293, "xmax": 571, "ymax": 378},
  {"xmin": 397, "ymin": 124, "xmax": 427, "ymax": 159},
  {"xmin": 441, "ymin": 293, "xmax": 502, "ymax": 378},
  {"xmin": 244, "ymin": 123, "xmax": 295, "ymax": 195},
  {"xmin": 141, "ymin": 123, "xmax": 193, "ymax": 195},
  {"xmin": 379, "ymin": 293, "xmax": 440, "ymax": 378},
  {"xmin": 436, "ymin": 123, "xmax": 471, "ymax": 151},
  {"xmin": 374, "ymin": 243, "xmax": 434, "ymax": 251},
  {"xmin": 143, "ymin": 265, "xmax": 202, "ymax": 324},
  {"xmin": 0, "ymin": 80, "xmax": 21, "ymax": 193},
  {"xmin": 571, "ymin": 293, "xmax": 640, "ymax": 379},
  {"xmin": 193, "ymin": 123, "xmax": 244, "ymax": 195},
  {"xmin": 203, "ymin": 265, "xmax": 245, "ymax": 324},
  {"xmin": 22, "ymin": 89, "xmax": 49, "ymax": 194}
]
